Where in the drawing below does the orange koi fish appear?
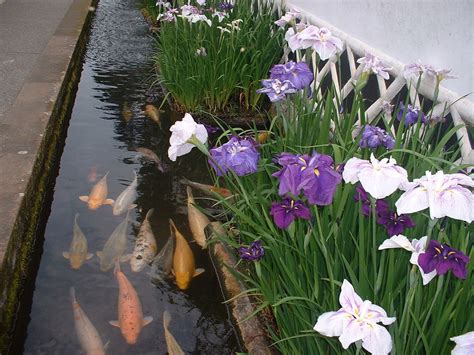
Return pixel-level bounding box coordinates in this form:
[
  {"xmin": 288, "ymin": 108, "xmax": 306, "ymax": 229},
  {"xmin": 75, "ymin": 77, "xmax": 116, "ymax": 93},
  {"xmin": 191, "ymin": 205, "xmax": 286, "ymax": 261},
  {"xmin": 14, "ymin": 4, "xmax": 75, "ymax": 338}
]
[
  {"xmin": 79, "ymin": 172, "xmax": 114, "ymax": 210},
  {"xmin": 109, "ymin": 261, "xmax": 153, "ymax": 344}
]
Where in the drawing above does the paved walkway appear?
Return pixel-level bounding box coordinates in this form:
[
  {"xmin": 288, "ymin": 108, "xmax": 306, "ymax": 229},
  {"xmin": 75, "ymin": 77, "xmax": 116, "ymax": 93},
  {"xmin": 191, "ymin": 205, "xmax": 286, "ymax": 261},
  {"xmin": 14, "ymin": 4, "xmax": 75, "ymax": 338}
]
[
  {"xmin": 0, "ymin": 0, "xmax": 94, "ymax": 349},
  {"xmin": 0, "ymin": 0, "xmax": 74, "ymax": 121}
]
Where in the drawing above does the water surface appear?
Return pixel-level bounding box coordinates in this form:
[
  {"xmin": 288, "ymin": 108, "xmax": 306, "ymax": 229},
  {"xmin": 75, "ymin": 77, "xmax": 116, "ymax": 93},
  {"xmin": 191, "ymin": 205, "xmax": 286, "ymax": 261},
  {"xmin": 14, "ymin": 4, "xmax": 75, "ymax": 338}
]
[{"xmin": 22, "ymin": 1, "xmax": 240, "ymax": 353}]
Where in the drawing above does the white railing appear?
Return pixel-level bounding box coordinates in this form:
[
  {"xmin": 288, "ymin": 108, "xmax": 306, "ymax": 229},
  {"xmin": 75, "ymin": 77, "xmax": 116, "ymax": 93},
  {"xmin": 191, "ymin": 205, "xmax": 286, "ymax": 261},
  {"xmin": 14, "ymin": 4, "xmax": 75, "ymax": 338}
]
[{"xmin": 278, "ymin": 1, "xmax": 474, "ymax": 166}]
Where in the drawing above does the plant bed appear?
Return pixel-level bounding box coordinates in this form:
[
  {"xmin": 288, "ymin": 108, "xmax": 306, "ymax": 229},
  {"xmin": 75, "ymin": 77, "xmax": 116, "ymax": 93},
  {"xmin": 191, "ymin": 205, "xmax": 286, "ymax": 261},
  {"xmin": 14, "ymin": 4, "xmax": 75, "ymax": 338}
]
[{"xmin": 145, "ymin": 2, "xmax": 473, "ymax": 354}]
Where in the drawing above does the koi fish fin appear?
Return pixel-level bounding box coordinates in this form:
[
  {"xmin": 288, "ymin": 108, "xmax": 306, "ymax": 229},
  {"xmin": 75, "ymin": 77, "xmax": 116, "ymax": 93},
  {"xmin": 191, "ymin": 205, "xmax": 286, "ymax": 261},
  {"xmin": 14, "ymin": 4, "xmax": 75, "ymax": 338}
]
[
  {"xmin": 194, "ymin": 268, "xmax": 205, "ymax": 277},
  {"xmin": 109, "ymin": 320, "xmax": 120, "ymax": 328},
  {"xmin": 104, "ymin": 340, "xmax": 110, "ymax": 351},
  {"xmin": 171, "ymin": 269, "xmax": 176, "ymax": 276},
  {"xmin": 128, "ymin": 204, "xmax": 137, "ymax": 210},
  {"xmin": 104, "ymin": 199, "xmax": 114, "ymax": 205},
  {"xmin": 119, "ymin": 254, "xmax": 132, "ymax": 262},
  {"xmin": 96, "ymin": 251, "xmax": 103, "ymax": 260},
  {"xmin": 62, "ymin": 252, "xmax": 70, "ymax": 259},
  {"xmin": 142, "ymin": 316, "xmax": 153, "ymax": 326},
  {"xmin": 79, "ymin": 196, "xmax": 89, "ymax": 202},
  {"xmin": 86, "ymin": 253, "xmax": 94, "ymax": 260}
]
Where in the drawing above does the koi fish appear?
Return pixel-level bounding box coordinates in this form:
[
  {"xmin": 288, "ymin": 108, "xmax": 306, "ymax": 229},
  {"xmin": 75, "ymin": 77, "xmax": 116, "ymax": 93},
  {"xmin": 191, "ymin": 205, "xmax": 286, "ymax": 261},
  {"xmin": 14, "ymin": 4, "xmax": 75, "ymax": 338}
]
[
  {"xmin": 122, "ymin": 101, "xmax": 133, "ymax": 123},
  {"xmin": 87, "ymin": 166, "xmax": 98, "ymax": 183},
  {"xmin": 170, "ymin": 219, "xmax": 204, "ymax": 290},
  {"xmin": 110, "ymin": 261, "xmax": 153, "ymax": 344},
  {"xmin": 62, "ymin": 214, "xmax": 93, "ymax": 269},
  {"xmin": 144, "ymin": 104, "xmax": 161, "ymax": 127},
  {"xmin": 112, "ymin": 171, "xmax": 138, "ymax": 216},
  {"xmin": 180, "ymin": 177, "xmax": 232, "ymax": 198},
  {"xmin": 130, "ymin": 209, "xmax": 157, "ymax": 272},
  {"xmin": 136, "ymin": 147, "xmax": 169, "ymax": 173},
  {"xmin": 187, "ymin": 186, "xmax": 210, "ymax": 249},
  {"xmin": 70, "ymin": 287, "xmax": 106, "ymax": 355},
  {"xmin": 79, "ymin": 172, "xmax": 114, "ymax": 210},
  {"xmin": 97, "ymin": 210, "xmax": 130, "ymax": 272},
  {"xmin": 149, "ymin": 223, "xmax": 175, "ymax": 283},
  {"xmin": 163, "ymin": 311, "xmax": 184, "ymax": 355}
]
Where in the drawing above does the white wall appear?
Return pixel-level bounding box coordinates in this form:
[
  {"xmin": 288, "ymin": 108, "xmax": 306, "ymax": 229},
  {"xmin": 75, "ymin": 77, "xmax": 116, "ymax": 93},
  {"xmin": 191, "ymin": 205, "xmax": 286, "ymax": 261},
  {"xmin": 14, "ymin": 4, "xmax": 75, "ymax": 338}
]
[{"xmin": 286, "ymin": 0, "xmax": 474, "ymax": 102}]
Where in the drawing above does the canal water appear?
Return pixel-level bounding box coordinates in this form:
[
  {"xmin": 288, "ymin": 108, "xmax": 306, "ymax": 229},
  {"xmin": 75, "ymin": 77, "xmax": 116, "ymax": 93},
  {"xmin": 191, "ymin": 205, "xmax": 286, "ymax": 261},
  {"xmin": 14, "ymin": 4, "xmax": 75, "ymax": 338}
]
[{"xmin": 21, "ymin": 0, "xmax": 241, "ymax": 353}]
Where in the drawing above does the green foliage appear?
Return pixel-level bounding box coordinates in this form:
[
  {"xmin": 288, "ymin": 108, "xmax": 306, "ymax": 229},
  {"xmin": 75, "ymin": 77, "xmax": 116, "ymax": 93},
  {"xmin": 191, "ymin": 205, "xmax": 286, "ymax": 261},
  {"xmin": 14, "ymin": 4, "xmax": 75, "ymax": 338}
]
[
  {"xmin": 207, "ymin": 87, "xmax": 473, "ymax": 354},
  {"xmin": 153, "ymin": 0, "xmax": 284, "ymax": 113}
]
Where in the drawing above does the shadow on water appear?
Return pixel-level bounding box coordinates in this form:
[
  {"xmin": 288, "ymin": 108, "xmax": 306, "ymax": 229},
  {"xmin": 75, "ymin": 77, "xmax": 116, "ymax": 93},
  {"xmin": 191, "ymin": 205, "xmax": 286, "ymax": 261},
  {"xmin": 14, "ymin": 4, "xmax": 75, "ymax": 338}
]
[{"xmin": 21, "ymin": 0, "xmax": 241, "ymax": 354}]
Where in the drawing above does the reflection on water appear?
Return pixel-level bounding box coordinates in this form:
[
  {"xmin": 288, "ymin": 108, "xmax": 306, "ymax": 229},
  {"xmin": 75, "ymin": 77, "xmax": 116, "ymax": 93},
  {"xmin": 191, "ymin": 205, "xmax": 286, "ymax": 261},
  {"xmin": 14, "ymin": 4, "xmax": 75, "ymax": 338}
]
[{"xmin": 22, "ymin": 0, "xmax": 240, "ymax": 353}]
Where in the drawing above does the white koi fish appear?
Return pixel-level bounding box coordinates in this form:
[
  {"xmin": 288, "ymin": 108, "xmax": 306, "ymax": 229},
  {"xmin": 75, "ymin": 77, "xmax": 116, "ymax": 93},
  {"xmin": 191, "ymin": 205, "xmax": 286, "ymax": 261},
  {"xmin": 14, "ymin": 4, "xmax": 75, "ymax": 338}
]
[
  {"xmin": 70, "ymin": 287, "xmax": 106, "ymax": 355},
  {"xmin": 112, "ymin": 171, "xmax": 138, "ymax": 216},
  {"xmin": 130, "ymin": 209, "xmax": 158, "ymax": 272},
  {"xmin": 163, "ymin": 311, "xmax": 184, "ymax": 355},
  {"xmin": 110, "ymin": 261, "xmax": 153, "ymax": 344},
  {"xmin": 96, "ymin": 210, "xmax": 131, "ymax": 272},
  {"xmin": 62, "ymin": 213, "xmax": 93, "ymax": 269},
  {"xmin": 187, "ymin": 186, "xmax": 210, "ymax": 249}
]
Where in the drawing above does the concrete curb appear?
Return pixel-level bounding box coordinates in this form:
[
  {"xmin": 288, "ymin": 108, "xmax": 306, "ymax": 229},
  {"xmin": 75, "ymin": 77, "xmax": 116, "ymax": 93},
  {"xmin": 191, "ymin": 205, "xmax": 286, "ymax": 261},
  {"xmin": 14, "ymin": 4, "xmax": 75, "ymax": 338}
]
[
  {"xmin": 0, "ymin": 0, "xmax": 97, "ymax": 352},
  {"xmin": 211, "ymin": 241, "xmax": 278, "ymax": 355}
]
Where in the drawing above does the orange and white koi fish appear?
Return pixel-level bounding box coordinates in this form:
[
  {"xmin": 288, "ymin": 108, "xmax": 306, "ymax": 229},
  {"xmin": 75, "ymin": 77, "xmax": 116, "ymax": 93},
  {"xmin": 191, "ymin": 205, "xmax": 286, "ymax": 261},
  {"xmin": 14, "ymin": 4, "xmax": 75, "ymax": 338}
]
[
  {"xmin": 130, "ymin": 209, "xmax": 157, "ymax": 272},
  {"xmin": 79, "ymin": 172, "xmax": 114, "ymax": 210},
  {"xmin": 187, "ymin": 186, "xmax": 210, "ymax": 249},
  {"xmin": 63, "ymin": 213, "xmax": 93, "ymax": 269},
  {"xmin": 110, "ymin": 261, "xmax": 153, "ymax": 344},
  {"xmin": 163, "ymin": 311, "xmax": 184, "ymax": 355},
  {"xmin": 170, "ymin": 219, "xmax": 204, "ymax": 290},
  {"xmin": 70, "ymin": 287, "xmax": 106, "ymax": 355},
  {"xmin": 180, "ymin": 177, "xmax": 232, "ymax": 199}
]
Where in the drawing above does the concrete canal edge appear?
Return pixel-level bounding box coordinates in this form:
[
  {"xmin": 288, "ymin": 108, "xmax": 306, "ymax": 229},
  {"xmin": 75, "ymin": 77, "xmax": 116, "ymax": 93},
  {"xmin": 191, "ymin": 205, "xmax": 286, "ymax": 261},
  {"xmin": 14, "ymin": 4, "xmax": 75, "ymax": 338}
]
[
  {"xmin": 0, "ymin": 0, "xmax": 98, "ymax": 352},
  {"xmin": 211, "ymin": 242, "xmax": 278, "ymax": 354}
]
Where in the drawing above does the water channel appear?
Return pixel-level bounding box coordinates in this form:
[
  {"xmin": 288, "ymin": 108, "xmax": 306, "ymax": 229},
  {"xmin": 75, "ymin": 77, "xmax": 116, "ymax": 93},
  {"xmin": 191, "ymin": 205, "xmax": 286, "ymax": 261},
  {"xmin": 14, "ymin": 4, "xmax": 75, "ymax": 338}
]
[{"xmin": 20, "ymin": 0, "xmax": 241, "ymax": 353}]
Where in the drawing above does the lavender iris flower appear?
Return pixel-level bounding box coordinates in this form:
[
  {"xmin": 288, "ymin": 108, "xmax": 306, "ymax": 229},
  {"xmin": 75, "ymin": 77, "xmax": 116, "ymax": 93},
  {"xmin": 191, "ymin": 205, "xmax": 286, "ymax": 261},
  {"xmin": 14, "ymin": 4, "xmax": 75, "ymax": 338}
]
[
  {"xmin": 273, "ymin": 152, "xmax": 342, "ymax": 206},
  {"xmin": 418, "ymin": 240, "xmax": 470, "ymax": 280},
  {"xmin": 270, "ymin": 198, "xmax": 311, "ymax": 229},
  {"xmin": 359, "ymin": 125, "xmax": 395, "ymax": 150},
  {"xmin": 269, "ymin": 61, "xmax": 314, "ymax": 90},
  {"xmin": 209, "ymin": 136, "xmax": 260, "ymax": 176},
  {"xmin": 397, "ymin": 103, "xmax": 427, "ymax": 126},
  {"xmin": 256, "ymin": 79, "xmax": 297, "ymax": 102},
  {"xmin": 376, "ymin": 207, "xmax": 416, "ymax": 236},
  {"xmin": 238, "ymin": 240, "xmax": 265, "ymax": 261}
]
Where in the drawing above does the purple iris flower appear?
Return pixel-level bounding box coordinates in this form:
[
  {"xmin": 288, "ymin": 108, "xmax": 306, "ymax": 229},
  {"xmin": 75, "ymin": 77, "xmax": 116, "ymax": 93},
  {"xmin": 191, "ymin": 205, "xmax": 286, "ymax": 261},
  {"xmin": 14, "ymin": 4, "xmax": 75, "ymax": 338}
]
[
  {"xmin": 238, "ymin": 240, "xmax": 265, "ymax": 261},
  {"xmin": 209, "ymin": 136, "xmax": 260, "ymax": 176},
  {"xmin": 203, "ymin": 123, "xmax": 220, "ymax": 135},
  {"xmin": 269, "ymin": 61, "xmax": 314, "ymax": 90},
  {"xmin": 418, "ymin": 240, "xmax": 470, "ymax": 280},
  {"xmin": 397, "ymin": 103, "xmax": 428, "ymax": 126},
  {"xmin": 376, "ymin": 206, "xmax": 416, "ymax": 236},
  {"xmin": 256, "ymin": 79, "xmax": 297, "ymax": 102},
  {"xmin": 359, "ymin": 125, "xmax": 395, "ymax": 150},
  {"xmin": 270, "ymin": 198, "xmax": 311, "ymax": 229},
  {"xmin": 353, "ymin": 185, "xmax": 389, "ymax": 217},
  {"xmin": 272, "ymin": 152, "xmax": 342, "ymax": 206},
  {"xmin": 218, "ymin": 2, "xmax": 233, "ymax": 11}
]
